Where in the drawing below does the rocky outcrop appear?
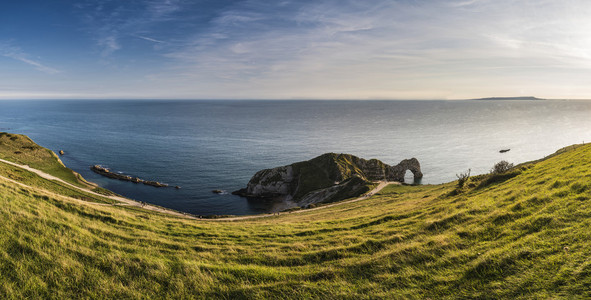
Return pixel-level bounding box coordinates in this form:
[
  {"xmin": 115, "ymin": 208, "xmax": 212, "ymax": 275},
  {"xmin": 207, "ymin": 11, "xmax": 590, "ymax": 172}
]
[
  {"xmin": 233, "ymin": 153, "xmax": 423, "ymax": 207},
  {"xmin": 91, "ymin": 165, "xmax": 169, "ymax": 188},
  {"xmin": 234, "ymin": 165, "xmax": 295, "ymax": 199}
]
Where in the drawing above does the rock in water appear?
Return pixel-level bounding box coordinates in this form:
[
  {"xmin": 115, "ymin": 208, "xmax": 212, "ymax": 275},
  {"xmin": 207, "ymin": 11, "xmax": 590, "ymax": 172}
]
[
  {"xmin": 59, "ymin": 150, "xmax": 64, "ymax": 155},
  {"xmin": 90, "ymin": 165, "xmax": 169, "ymax": 187},
  {"xmin": 233, "ymin": 153, "xmax": 423, "ymax": 207}
]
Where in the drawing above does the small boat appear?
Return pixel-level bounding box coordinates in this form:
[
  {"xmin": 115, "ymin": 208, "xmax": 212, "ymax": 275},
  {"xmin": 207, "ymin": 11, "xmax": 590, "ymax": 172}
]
[
  {"xmin": 212, "ymin": 189, "xmax": 223, "ymax": 194},
  {"xmin": 499, "ymin": 149, "xmax": 510, "ymax": 153}
]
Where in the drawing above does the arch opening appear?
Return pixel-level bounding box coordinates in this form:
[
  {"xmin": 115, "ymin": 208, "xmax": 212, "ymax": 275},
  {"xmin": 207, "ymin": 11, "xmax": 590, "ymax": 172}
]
[{"xmin": 403, "ymin": 169, "xmax": 422, "ymax": 184}]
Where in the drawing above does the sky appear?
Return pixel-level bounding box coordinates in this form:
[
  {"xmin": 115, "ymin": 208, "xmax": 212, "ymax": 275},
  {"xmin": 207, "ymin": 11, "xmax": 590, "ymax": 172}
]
[{"xmin": 2, "ymin": 0, "xmax": 591, "ymax": 100}]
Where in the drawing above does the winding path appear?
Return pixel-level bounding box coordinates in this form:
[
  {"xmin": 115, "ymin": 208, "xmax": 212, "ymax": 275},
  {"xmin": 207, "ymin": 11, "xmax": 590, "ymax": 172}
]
[{"xmin": 0, "ymin": 158, "xmax": 394, "ymax": 221}]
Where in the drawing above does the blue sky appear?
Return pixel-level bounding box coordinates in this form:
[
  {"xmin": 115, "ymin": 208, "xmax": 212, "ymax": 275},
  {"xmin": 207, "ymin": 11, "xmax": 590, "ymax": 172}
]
[{"xmin": 2, "ymin": 0, "xmax": 591, "ymax": 99}]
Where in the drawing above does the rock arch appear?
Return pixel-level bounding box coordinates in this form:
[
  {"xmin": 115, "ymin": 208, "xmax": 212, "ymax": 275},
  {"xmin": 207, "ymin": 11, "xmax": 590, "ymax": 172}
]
[{"xmin": 386, "ymin": 158, "xmax": 423, "ymax": 183}]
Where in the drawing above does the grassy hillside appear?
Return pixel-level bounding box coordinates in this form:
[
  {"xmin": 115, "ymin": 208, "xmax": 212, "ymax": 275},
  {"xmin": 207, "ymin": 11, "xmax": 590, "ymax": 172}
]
[
  {"xmin": 0, "ymin": 132, "xmax": 92, "ymax": 187},
  {"xmin": 1, "ymin": 135, "xmax": 591, "ymax": 298}
]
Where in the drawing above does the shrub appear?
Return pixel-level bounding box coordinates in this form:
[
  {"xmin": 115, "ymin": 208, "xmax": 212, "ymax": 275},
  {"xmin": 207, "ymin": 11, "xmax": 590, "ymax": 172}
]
[
  {"xmin": 456, "ymin": 169, "xmax": 471, "ymax": 188},
  {"xmin": 477, "ymin": 170, "xmax": 521, "ymax": 189},
  {"xmin": 491, "ymin": 160, "xmax": 514, "ymax": 174}
]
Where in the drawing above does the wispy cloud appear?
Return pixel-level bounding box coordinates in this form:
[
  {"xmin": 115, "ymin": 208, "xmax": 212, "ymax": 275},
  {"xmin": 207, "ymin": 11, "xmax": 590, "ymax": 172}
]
[
  {"xmin": 135, "ymin": 35, "xmax": 165, "ymax": 44},
  {"xmin": 76, "ymin": 0, "xmax": 183, "ymax": 56},
  {"xmin": 162, "ymin": 1, "xmax": 459, "ymax": 97},
  {"xmin": 97, "ymin": 35, "xmax": 120, "ymax": 56},
  {"xmin": 0, "ymin": 42, "xmax": 60, "ymax": 74},
  {"xmin": 146, "ymin": 0, "xmax": 181, "ymax": 19},
  {"xmin": 154, "ymin": 0, "xmax": 591, "ymax": 99},
  {"xmin": 7, "ymin": 0, "xmax": 591, "ymax": 99},
  {"xmin": 448, "ymin": 0, "xmax": 486, "ymax": 8}
]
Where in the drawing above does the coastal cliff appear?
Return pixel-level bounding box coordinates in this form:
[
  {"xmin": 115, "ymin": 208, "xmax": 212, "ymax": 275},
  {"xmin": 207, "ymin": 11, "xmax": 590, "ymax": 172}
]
[{"xmin": 233, "ymin": 153, "xmax": 422, "ymax": 207}]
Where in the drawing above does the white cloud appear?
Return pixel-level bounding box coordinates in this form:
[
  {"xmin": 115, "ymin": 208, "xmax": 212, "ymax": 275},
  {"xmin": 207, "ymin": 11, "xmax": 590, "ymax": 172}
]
[
  {"xmin": 98, "ymin": 36, "xmax": 121, "ymax": 56},
  {"xmin": 77, "ymin": 0, "xmax": 183, "ymax": 56},
  {"xmin": 0, "ymin": 42, "xmax": 60, "ymax": 74},
  {"xmin": 135, "ymin": 35, "xmax": 165, "ymax": 43},
  {"xmin": 9, "ymin": 0, "xmax": 591, "ymax": 99},
  {"xmin": 146, "ymin": 0, "xmax": 181, "ymax": 19},
  {"xmin": 152, "ymin": 0, "xmax": 591, "ymax": 99}
]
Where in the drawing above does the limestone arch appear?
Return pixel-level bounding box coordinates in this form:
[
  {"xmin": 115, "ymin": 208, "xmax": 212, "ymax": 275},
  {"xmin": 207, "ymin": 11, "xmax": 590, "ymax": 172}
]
[{"xmin": 388, "ymin": 158, "xmax": 423, "ymax": 183}]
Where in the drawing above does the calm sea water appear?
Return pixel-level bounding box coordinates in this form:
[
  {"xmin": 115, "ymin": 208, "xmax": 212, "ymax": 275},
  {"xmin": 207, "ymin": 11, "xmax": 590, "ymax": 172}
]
[{"xmin": 1, "ymin": 100, "xmax": 590, "ymax": 215}]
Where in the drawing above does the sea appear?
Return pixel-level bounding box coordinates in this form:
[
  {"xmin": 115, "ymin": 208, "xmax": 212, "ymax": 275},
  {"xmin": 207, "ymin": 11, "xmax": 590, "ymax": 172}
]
[{"xmin": 1, "ymin": 99, "xmax": 590, "ymax": 216}]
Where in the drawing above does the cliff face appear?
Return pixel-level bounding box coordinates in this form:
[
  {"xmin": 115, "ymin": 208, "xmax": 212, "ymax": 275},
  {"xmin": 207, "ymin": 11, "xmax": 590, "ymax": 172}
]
[{"xmin": 234, "ymin": 153, "xmax": 422, "ymax": 207}]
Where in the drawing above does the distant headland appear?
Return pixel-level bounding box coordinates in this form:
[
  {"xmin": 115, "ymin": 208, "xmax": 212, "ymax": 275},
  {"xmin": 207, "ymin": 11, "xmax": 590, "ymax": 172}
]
[{"xmin": 472, "ymin": 96, "xmax": 545, "ymax": 101}]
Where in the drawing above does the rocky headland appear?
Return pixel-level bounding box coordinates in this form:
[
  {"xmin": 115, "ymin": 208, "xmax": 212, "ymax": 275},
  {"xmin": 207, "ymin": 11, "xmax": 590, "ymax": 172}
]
[{"xmin": 233, "ymin": 153, "xmax": 422, "ymax": 207}]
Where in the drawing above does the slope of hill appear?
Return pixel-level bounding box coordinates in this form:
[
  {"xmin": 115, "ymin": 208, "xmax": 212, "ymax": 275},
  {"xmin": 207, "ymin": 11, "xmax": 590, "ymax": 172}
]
[
  {"xmin": 1, "ymin": 133, "xmax": 590, "ymax": 298},
  {"xmin": 0, "ymin": 132, "xmax": 91, "ymax": 187}
]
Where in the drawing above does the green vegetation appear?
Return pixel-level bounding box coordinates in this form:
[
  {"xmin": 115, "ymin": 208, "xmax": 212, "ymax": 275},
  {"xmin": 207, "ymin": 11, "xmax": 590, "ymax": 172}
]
[
  {"xmin": 0, "ymin": 132, "xmax": 93, "ymax": 188},
  {"xmin": 280, "ymin": 153, "xmax": 383, "ymax": 200},
  {"xmin": 1, "ymin": 134, "xmax": 591, "ymax": 298},
  {"xmin": 491, "ymin": 160, "xmax": 514, "ymax": 174},
  {"xmin": 287, "ymin": 153, "xmax": 368, "ymax": 199},
  {"xmin": 245, "ymin": 153, "xmax": 382, "ymax": 205},
  {"xmin": 0, "ymin": 159, "xmax": 116, "ymax": 205},
  {"xmin": 456, "ymin": 168, "xmax": 471, "ymax": 188}
]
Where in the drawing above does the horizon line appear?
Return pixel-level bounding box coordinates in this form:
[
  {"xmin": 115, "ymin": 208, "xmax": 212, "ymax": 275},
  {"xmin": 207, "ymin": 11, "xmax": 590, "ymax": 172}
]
[{"xmin": 1, "ymin": 97, "xmax": 591, "ymax": 101}]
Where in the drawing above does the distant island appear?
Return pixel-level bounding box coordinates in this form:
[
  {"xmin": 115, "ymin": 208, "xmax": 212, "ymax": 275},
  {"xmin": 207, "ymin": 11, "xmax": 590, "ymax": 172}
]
[{"xmin": 472, "ymin": 96, "xmax": 545, "ymax": 101}]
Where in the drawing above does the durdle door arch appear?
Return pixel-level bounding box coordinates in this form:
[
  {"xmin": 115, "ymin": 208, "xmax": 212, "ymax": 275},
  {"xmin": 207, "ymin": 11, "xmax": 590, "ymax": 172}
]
[{"xmin": 387, "ymin": 158, "xmax": 423, "ymax": 183}]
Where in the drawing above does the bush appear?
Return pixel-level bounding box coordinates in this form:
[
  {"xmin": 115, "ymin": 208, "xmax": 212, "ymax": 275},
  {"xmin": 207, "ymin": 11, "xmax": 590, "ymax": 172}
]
[
  {"xmin": 477, "ymin": 170, "xmax": 521, "ymax": 189},
  {"xmin": 456, "ymin": 169, "xmax": 471, "ymax": 188},
  {"xmin": 491, "ymin": 160, "xmax": 514, "ymax": 174}
]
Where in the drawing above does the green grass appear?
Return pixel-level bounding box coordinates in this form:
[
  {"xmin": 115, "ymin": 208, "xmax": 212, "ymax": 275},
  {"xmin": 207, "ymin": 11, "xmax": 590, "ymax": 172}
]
[
  {"xmin": 2, "ymin": 135, "xmax": 591, "ymax": 298},
  {"xmin": 0, "ymin": 160, "xmax": 117, "ymax": 204},
  {"xmin": 0, "ymin": 132, "xmax": 94, "ymax": 188}
]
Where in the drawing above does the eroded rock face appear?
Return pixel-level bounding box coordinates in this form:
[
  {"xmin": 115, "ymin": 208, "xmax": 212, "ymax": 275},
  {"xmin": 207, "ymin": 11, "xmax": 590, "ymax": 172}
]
[
  {"xmin": 246, "ymin": 166, "xmax": 295, "ymax": 199},
  {"xmin": 234, "ymin": 153, "xmax": 423, "ymax": 207}
]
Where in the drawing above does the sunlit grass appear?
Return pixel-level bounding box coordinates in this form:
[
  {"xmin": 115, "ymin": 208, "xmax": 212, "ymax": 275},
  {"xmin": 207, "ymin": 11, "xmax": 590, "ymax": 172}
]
[{"xmin": 0, "ymin": 132, "xmax": 93, "ymax": 188}]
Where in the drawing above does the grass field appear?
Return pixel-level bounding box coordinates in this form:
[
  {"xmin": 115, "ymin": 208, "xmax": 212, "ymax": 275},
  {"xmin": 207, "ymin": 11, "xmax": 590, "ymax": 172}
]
[{"xmin": 1, "ymin": 134, "xmax": 591, "ymax": 298}]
